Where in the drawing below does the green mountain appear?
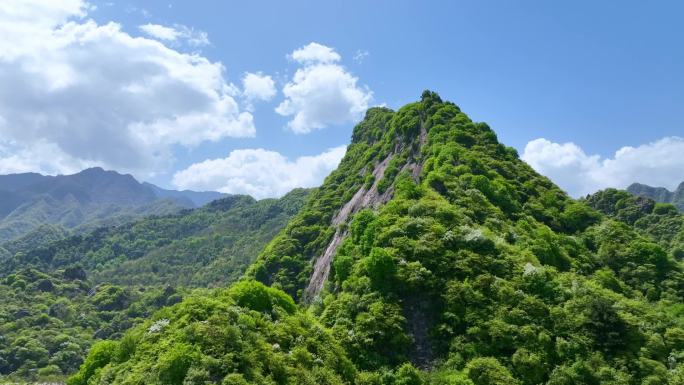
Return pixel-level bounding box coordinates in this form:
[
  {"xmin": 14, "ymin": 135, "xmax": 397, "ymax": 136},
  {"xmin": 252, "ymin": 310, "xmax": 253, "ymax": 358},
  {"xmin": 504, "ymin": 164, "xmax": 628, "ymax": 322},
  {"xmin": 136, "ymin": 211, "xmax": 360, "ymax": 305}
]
[
  {"xmin": 628, "ymin": 182, "xmax": 684, "ymax": 212},
  {"xmin": 0, "ymin": 190, "xmax": 309, "ymax": 382},
  {"xmin": 584, "ymin": 188, "xmax": 684, "ymax": 259},
  {"xmin": 0, "ymin": 189, "xmax": 309, "ymax": 288},
  {"xmin": 0, "ymin": 167, "xmax": 226, "ymax": 244},
  {"xmin": 142, "ymin": 182, "xmax": 227, "ymax": 207},
  {"xmin": 71, "ymin": 92, "xmax": 684, "ymax": 384}
]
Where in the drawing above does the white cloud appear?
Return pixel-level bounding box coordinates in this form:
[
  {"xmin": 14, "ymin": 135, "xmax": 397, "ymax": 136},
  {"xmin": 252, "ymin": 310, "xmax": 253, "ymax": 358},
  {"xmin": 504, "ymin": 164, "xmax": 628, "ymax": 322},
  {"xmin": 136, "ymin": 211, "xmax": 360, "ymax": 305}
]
[
  {"xmin": 289, "ymin": 42, "xmax": 341, "ymax": 64},
  {"xmin": 139, "ymin": 23, "xmax": 210, "ymax": 47},
  {"xmin": 0, "ymin": 140, "xmax": 96, "ymax": 175},
  {"xmin": 276, "ymin": 42, "xmax": 372, "ymax": 134},
  {"xmin": 353, "ymin": 49, "xmax": 369, "ymax": 64},
  {"xmin": 522, "ymin": 137, "xmax": 684, "ymax": 197},
  {"xmin": 172, "ymin": 146, "xmax": 347, "ymax": 199},
  {"xmin": 0, "ymin": 0, "xmax": 251, "ymax": 177},
  {"xmin": 242, "ymin": 72, "xmax": 276, "ymax": 102},
  {"xmin": 139, "ymin": 23, "xmax": 178, "ymax": 40}
]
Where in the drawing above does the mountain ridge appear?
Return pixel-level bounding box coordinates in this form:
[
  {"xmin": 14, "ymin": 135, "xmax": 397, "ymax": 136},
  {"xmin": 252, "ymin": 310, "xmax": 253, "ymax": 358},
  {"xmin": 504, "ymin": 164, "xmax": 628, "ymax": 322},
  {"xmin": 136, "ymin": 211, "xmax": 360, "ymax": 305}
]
[
  {"xmin": 71, "ymin": 91, "xmax": 684, "ymax": 384},
  {"xmin": 628, "ymin": 181, "xmax": 684, "ymax": 212},
  {"xmin": 0, "ymin": 167, "xmax": 226, "ymax": 243}
]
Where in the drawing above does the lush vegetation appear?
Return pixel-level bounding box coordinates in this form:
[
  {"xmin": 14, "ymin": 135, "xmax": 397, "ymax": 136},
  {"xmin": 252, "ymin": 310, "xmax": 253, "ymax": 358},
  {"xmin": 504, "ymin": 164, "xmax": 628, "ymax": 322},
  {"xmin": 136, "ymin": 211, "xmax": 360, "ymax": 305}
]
[
  {"xmin": 627, "ymin": 182, "xmax": 684, "ymax": 212},
  {"xmin": 0, "ymin": 191, "xmax": 308, "ymax": 382},
  {"xmin": 585, "ymin": 188, "xmax": 684, "ymax": 260},
  {"xmin": 0, "ymin": 268, "xmax": 182, "ymax": 382},
  {"xmin": 1, "ymin": 190, "xmax": 309, "ymax": 288},
  {"xmin": 71, "ymin": 92, "xmax": 684, "ymax": 384},
  {"xmin": 68, "ymin": 280, "xmax": 358, "ymax": 385}
]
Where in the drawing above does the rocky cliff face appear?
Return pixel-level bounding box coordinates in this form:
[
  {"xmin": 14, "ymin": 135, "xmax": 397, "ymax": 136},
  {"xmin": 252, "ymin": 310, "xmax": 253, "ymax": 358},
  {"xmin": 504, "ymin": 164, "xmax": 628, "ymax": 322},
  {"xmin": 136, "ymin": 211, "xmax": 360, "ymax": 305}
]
[
  {"xmin": 304, "ymin": 122, "xmax": 428, "ymax": 300},
  {"xmin": 628, "ymin": 181, "xmax": 684, "ymax": 211},
  {"xmin": 247, "ymin": 91, "xmax": 684, "ymax": 379}
]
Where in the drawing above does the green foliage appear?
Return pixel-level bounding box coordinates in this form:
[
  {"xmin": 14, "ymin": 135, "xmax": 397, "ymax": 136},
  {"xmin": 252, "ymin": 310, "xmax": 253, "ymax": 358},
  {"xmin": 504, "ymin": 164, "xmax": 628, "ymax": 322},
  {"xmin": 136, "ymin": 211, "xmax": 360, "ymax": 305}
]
[
  {"xmin": 364, "ymin": 248, "xmax": 397, "ymax": 291},
  {"xmin": 69, "ymin": 282, "xmax": 356, "ymax": 385},
  {"xmin": 0, "ymin": 268, "xmax": 180, "ymax": 382},
  {"xmin": 0, "ymin": 191, "xmax": 309, "ymax": 381},
  {"xmin": 157, "ymin": 343, "xmax": 197, "ymax": 385},
  {"xmin": 2, "ymin": 190, "xmax": 309, "ymax": 288},
  {"xmin": 585, "ymin": 188, "xmax": 684, "ymax": 271},
  {"xmin": 395, "ymin": 363, "xmax": 424, "ymax": 385},
  {"xmin": 67, "ymin": 341, "xmax": 118, "ymax": 385},
  {"xmin": 228, "ymin": 279, "xmax": 296, "ymax": 314},
  {"xmin": 247, "ymin": 92, "xmax": 684, "ymax": 383},
  {"xmin": 55, "ymin": 92, "xmax": 684, "ymax": 384},
  {"xmin": 466, "ymin": 357, "xmax": 519, "ymax": 385}
]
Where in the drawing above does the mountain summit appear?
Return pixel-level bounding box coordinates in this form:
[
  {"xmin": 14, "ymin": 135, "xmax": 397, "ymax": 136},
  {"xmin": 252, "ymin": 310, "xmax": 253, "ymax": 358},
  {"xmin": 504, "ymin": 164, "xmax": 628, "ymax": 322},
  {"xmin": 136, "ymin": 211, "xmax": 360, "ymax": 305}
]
[
  {"xmin": 72, "ymin": 92, "xmax": 684, "ymax": 384},
  {"xmin": 628, "ymin": 182, "xmax": 684, "ymax": 212},
  {"xmin": 0, "ymin": 167, "xmax": 226, "ymax": 243}
]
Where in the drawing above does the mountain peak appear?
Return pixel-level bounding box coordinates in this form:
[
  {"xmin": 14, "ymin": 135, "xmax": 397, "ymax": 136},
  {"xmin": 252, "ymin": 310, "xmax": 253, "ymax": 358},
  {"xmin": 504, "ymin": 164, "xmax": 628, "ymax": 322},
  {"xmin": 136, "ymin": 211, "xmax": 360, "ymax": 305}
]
[
  {"xmin": 627, "ymin": 181, "xmax": 684, "ymax": 211},
  {"xmin": 78, "ymin": 166, "xmax": 106, "ymax": 173},
  {"xmin": 420, "ymin": 89, "xmax": 443, "ymax": 105},
  {"xmin": 72, "ymin": 93, "xmax": 684, "ymax": 384},
  {"xmin": 0, "ymin": 167, "xmax": 229, "ymax": 242},
  {"xmin": 250, "ymin": 93, "xmax": 537, "ymax": 301}
]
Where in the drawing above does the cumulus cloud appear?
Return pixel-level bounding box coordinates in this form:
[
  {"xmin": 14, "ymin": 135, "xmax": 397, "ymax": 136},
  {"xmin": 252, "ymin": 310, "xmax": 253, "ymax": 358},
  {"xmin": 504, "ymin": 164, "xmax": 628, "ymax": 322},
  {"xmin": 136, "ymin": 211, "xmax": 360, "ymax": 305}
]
[
  {"xmin": 522, "ymin": 137, "xmax": 684, "ymax": 197},
  {"xmin": 139, "ymin": 23, "xmax": 210, "ymax": 47},
  {"xmin": 289, "ymin": 42, "xmax": 341, "ymax": 64},
  {"xmin": 242, "ymin": 72, "xmax": 276, "ymax": 102},
  {"xmin": 172, "ymin": 146, "xmax": 347, "ymax": 199},
  {"xmin": 0, "ymin": 140, "xmax": 96, "ymax": 176},
  {"xmin": 0, "ymin": 0, "xmax": 251, "ymax": 177},
  {"xmin": 276, "ymin": 42, "xmax": 372, "ymax": 134}
]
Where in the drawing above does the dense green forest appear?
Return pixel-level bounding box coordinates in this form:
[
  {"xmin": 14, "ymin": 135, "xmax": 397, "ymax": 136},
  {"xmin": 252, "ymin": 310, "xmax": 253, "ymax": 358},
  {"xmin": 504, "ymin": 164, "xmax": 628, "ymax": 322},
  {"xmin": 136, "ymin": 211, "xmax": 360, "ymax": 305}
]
[
  {"xmin": 71, "ymin": 92, "xmax": 684, "ymax": 384},
  {"xmin": 584, "ymin": 188, "xmax": 684, "ymax": 258},
  {"xmin": 0, "ymin": 191, "xmax": 308, "ymax": 382},
  {"xmin": 0, "ymin": 268, "xmax": 181, "ymax": 381},
  {"xmin": 1, "ymin": 190, "xmax": 309, "ymax": 288}
]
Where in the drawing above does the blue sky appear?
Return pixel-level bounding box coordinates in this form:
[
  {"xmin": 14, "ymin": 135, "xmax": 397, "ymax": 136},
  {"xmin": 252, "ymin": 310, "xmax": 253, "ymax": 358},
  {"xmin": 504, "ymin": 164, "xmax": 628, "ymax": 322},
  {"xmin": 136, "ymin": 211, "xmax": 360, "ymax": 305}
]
[{"xmin": 1, "ymin": 1, "xmax": 683, "ymax": 198}]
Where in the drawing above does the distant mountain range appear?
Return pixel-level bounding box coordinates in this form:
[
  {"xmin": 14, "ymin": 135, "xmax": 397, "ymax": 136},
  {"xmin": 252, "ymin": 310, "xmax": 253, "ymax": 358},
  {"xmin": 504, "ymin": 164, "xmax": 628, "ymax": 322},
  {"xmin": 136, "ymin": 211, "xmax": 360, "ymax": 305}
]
[
  {"xmin": 0, "ymin": 167, "xmax": 226, "ymax": 243},
  {"xmin": 142, "ymin": 182, "xmax": 226, "ymax": 207},
  {"xmin": 627, "ymin": 181, "xmax": 684, "ymax": 211}
]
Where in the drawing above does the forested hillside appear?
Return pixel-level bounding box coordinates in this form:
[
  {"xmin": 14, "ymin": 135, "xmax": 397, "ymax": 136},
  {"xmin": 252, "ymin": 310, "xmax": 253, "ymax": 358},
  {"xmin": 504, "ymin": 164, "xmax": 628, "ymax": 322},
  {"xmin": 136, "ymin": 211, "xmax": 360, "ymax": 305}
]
[
  {"xmin": 0, "ymin": 190, "xmax": 309, "ymax": 382},
  {"xmin": 628, "ymin": 182, "xmax": 684, "ymax": 212},
  {"xmin": 73, "ymin": 92, "xmax": 684, "ymax": 384},
  {"xmin": 1, "ymin": 190, "xmax": 309, "ymax": 287},
  {"xmin": 0, "ymin": 268, "xmax": 182, "ymax": 381},
  {"xmin": 585, "ymin": 188, "xmax": 684, "ymax": 260}
]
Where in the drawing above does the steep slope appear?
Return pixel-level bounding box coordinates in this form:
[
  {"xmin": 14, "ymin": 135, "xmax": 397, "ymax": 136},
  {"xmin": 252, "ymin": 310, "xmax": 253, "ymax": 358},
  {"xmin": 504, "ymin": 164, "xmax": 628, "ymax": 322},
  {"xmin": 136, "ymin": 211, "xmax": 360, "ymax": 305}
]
[
  {"xmin": 0, "ymin": 168, "xmax": 226, "ymax": 243},
  {"xmin": 0, "ymin": 190, "xmax": 309, "ymax": 382},
  {"xmin": 628, "ymin": 182, "xmax": 684, "ymax": 212},
  {"xmin": 75, "ymin": 92, "xmax": 684, "ymax": 384}
]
